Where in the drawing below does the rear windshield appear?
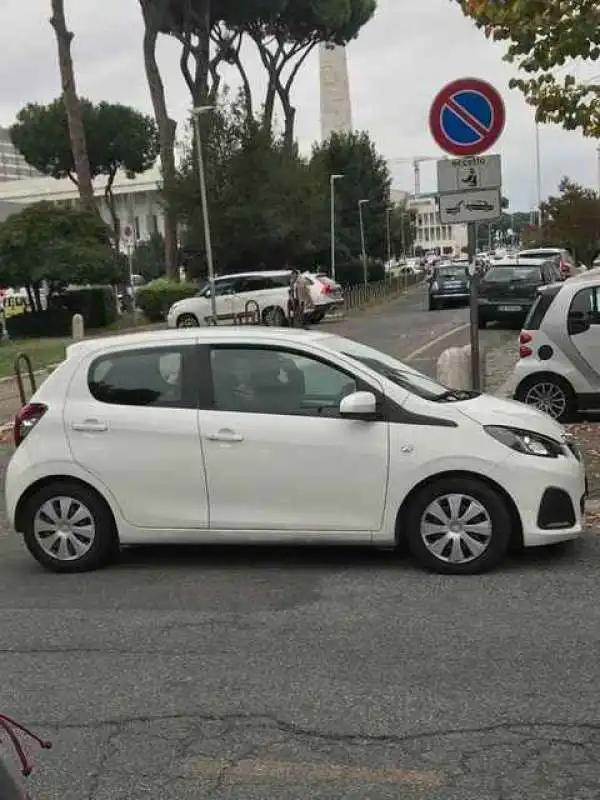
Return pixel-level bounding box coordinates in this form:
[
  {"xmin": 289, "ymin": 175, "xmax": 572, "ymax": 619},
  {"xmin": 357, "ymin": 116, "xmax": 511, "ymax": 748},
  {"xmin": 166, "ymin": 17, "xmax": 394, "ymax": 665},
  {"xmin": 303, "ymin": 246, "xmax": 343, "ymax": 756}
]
[
  {"xmin": 484, "ymin": 266, "xmax": 541, "ymax": 283},
  {"xmin": 523, "ymin": 289, "xmax": 560, "ymax": 330},
  {"xmin": 437, "ymin": 267, "xmax": 467, "ymax": 278},
  {"xmin": 519, "ymin": 251, "xmax": 559, "ymax": 259}
]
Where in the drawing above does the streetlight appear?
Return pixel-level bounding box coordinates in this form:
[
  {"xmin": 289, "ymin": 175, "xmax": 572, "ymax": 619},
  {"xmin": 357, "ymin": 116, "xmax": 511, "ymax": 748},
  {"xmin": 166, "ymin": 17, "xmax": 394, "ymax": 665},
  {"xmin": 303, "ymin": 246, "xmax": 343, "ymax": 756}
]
[
  {"xmin": 385, "ymin": 205, "xmax": 394, "ymax": 266},
  {"xmin": 190, "ymin": 105, "xmax": 216, "ymax": 321},
  {"xmin": 330, "ymin": 174, "xmax": 343, "ymax": 281},
  {"xmin": 358, "ymin": 199, "xmax": 369, "ymax": 285}
]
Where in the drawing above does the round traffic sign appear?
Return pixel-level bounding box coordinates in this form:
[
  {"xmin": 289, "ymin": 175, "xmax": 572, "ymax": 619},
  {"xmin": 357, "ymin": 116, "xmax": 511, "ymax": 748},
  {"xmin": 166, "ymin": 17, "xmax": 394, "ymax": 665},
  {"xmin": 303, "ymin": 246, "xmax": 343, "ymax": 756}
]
[{"xmin": 429, "ymin": 78, "xmax": 505, "ymax": 157}]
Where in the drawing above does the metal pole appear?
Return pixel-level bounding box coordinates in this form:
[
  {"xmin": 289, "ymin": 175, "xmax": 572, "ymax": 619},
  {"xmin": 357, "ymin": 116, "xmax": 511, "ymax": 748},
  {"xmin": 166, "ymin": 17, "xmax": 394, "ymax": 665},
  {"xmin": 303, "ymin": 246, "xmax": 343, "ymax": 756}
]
[
  {"xmin": 597, "ymin": 143, "xmax": 600, "ymax": 195},
  {"xmin": 330, "ymin": 178, "xmax": 336, "ymax": 281},
  {"xmin": 128, "ymin": 245, "xmax": 136, "ymax": 316},
  {"xmin": 359, "ymin": 202, "xmax": 368, "ymax": 285},
  {"xmin": 414, "ymin": 161, "xmax": 421, "ymax": 196},
  {"xmin": 385, "ymin": 208, "xmax": 392, "ymax": 265},
  {"xmin": 193, "ymin": 111, "xmax": 216, "ymax": 320},
  {"xmin": 535, "ymin": 121, "xmax": 543, "ymax": 228},
  {"xmin": 467, "ymin": 222, "xmax": 481, "ymax": 392},
  {"xmin": 400, "ymin": 209, "xmax": 406, "ymax": 260}
]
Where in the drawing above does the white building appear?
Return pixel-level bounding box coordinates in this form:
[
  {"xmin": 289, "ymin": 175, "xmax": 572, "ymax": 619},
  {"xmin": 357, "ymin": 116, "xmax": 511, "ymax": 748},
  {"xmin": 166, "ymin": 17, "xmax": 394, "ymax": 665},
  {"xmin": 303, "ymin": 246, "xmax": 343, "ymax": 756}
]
[
  {"xmin": 408, "ymin": 195, "xmax": 468, "ymax": 257},
  {"xmin": 0, "ymin": 127, "xmax": 40, "ymax": 183},
  {"xmin": 0, "ymin": 166, "xmax": 165, "ymax": 243}
]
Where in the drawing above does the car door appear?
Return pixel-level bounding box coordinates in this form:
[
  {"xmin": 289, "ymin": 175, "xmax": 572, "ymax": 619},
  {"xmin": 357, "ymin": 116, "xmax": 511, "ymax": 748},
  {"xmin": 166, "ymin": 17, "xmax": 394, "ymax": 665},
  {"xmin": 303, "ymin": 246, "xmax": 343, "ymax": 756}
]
[
  {"xmin": 233, "ymin": 276, "xmax": 285, "ymax": 320},
  {"xmin": 208, "ymin": 277, "xmax": 237, "ymax": 322},
  {"xmin": 198, "ymin": 344, "xmax": 389, "ymax": 533},
  {"xmin": 567, "ymin": 284, "xmax": 600, "ymax": 372},
  {"xmin": 64, "ymin": 343, "xmax": 209, "ymax": 529}
]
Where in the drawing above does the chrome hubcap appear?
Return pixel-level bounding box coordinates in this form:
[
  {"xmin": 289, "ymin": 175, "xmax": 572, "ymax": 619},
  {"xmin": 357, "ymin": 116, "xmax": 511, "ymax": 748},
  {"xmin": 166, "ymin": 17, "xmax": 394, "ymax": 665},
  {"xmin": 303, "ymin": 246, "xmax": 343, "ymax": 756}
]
[
  {"xmin": 523, "ymin": 382, "xmax": 566, "ymax": 418},
  {"xmin": 420, "ymin": 493, "xmax": 493, "ymax": 564},
  {"xmin": 33, "ymin": 496, "xmax": 96, "ymax": 561}
]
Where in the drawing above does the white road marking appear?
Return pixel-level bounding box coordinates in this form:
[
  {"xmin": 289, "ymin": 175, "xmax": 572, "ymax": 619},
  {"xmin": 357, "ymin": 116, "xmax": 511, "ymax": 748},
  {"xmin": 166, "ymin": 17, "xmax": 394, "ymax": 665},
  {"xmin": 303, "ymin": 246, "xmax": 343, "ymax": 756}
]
[{"xmin": 404, "ymin": 322, "xmax": 470, "ymax": 362}]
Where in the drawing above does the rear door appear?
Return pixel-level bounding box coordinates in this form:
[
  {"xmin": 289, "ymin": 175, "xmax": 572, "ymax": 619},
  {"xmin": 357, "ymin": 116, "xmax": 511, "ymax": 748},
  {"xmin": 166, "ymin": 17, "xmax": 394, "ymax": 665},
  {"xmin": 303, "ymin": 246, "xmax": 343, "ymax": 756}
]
[
  {"xmin": 233, "ymin": 275, "xmax": 288, "ymax": 320},
  {"xmin": 567, "ymin": 284, "xmax": 600, "ymax": 372},
  {"xmin": 64, "ymin": 343, "xmax": 209, "ymax": 529}
]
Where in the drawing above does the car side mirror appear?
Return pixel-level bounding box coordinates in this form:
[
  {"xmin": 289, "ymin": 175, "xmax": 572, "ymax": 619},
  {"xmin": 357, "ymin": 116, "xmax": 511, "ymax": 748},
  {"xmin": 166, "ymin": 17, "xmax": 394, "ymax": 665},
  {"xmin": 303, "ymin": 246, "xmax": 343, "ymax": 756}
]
[
  {"xmin": 567, "ymin": 312, "xmax": 591, "ymax": 335},
  {"xmin": 340, "ymin": 391, "xmax": 377, "ymax": 419}
]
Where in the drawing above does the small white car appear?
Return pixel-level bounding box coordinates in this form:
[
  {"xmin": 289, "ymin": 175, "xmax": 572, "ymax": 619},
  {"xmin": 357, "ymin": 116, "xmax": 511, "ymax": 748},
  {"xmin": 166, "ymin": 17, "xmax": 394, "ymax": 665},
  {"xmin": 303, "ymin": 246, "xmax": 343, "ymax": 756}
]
[
  {"xmin": 518, "ymin": 247, "xmax": 576, "ymax": 279},
  {"xmin": 5, "ymin": 328, "xmax": 585, "ymax": 576},
  {"xmin": 166, "ymin": 270, "xmax": 344, "ymax": 328},
  {"xmin": 513, "ymin": 271, "xmax": 600, "ymax": 419}
]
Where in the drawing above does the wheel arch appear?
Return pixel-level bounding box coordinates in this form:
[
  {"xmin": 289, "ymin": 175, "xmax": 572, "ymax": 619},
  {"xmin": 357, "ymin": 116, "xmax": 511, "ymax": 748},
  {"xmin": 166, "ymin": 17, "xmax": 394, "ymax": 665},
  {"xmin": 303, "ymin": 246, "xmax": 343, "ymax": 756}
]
[
  {"xmin": 394, "ymin": 470, "xmax": 523, "ymax": 550},
  {"xmin": 14, "ymin": 475, "xmax": 119, "ymax": 541},
  {"xmin": 515, "ymin": 370, "xmax": 577, "ymax": 415}
]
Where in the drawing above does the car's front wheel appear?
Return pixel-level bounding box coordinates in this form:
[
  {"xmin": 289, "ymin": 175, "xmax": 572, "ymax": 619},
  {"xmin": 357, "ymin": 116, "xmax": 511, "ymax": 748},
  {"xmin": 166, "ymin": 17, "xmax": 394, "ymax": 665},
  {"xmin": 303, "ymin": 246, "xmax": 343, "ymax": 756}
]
[
  {"xmin": 22, "ymin": 482, "xmax": 118, "ymax": 573},
  {"xmin": 177, "ymin": 313, "xmax": 200, "ymax": 328},
  {"xmin": 405, "ymin": 476, "xmax": 511, "ymax": 574}
]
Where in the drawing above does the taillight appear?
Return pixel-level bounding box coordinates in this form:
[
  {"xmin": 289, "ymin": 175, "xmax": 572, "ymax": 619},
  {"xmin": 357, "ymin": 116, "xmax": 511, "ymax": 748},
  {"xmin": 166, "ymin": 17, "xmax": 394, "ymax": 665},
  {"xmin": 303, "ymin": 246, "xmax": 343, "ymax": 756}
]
[
  {"xmin": 519, "ymin": 332, "xmax": 532, "ymax": 344},
  {"xmin": 519, "ymin": 346, "xmax": 533, "ymax": 358},
  {"xmin": 320, "ymin": 282, "xmax": 332, "ymax": 295},
  {"xmin": 14, "ymin": 403, "xmax": 47, "ymax": 446}
]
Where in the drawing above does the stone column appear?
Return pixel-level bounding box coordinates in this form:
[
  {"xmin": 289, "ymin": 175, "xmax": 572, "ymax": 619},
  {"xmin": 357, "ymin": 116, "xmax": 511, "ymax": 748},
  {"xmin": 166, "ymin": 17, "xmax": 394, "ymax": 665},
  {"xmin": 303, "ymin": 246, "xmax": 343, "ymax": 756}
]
[{"xmin": 319, "ymin": 44, "xmax": 353, "ymax": 141}]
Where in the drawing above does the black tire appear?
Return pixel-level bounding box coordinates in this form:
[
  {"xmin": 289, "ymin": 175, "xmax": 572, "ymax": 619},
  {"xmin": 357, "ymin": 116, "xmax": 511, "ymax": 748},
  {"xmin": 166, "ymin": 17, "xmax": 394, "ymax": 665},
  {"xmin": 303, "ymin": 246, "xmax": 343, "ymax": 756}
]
[
  {"xmin": 478, "ymin": 316, "xmax": 487, "ymax": 329},
  {"xmin": 311, "ymin": 311, "xmax": 326, "ymax": 324},
  {"xmin": 405, "ymin": 476, "xmax": 511, "ymax": 575},
  {"xmin": 263, "ymin": 306, "xmax": 287, "ymax": 327},
  {"xmin": 22, "ymin": 481, "xmax": 119, "ymax": 573},
  {"xmin": 514, "ymin": 374, "xmax": 576, "ymax": 422},
  {"xmin": 428, "ymin": 297, "xmax": 437, "ymax": 311},
  {"xmin": 176, "ymin": 313, "xmax": 200, "ymax": 328}
]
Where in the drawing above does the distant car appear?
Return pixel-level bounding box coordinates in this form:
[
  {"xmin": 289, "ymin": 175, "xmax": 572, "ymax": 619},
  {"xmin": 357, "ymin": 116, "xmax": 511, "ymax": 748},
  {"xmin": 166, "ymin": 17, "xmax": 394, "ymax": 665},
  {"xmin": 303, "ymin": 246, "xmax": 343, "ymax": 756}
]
[
  {"xmin": 478, "ymin": 258, "xmax": 561, "ymax": 328},
  {"xmin": 466, "ymin": 200, "xmax": 495, "ymax": 212},
  {"xmin": 4, "ymin": 327, "xmax": 586, "ymax": 575},
  {"xmin": 518, "ymin": 248, "xmax": 576, "ymax": 279},
  {"xmin": 428, "ymin": 264, "xmax": 470, "ymax": 310},
  {"xmin": 167, "ymin": 270, "xmax": 343, "ymax": 328}
]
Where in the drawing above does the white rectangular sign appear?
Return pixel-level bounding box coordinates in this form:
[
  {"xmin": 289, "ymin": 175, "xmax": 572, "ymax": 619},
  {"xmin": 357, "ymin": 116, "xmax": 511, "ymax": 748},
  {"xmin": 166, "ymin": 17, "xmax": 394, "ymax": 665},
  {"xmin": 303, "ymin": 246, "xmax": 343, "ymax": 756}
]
[
  {"xmin": 437, "ymin": 154, "xmax": 502, "ymax": 194},
  {"xmin": 438, "ymin": 188, "xmax": 502, "ymax": 224}
]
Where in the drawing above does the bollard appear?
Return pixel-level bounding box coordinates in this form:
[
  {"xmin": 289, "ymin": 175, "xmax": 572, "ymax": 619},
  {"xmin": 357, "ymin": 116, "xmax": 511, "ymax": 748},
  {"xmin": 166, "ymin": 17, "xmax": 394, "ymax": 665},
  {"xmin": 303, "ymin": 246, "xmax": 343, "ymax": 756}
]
[
  {"xmin": 71, "ymin": 313, "xmax": 84, "ymax": 341},
  {"xmin": 437, "ymin": 345, "xmax": 472, "ymax": 390}
]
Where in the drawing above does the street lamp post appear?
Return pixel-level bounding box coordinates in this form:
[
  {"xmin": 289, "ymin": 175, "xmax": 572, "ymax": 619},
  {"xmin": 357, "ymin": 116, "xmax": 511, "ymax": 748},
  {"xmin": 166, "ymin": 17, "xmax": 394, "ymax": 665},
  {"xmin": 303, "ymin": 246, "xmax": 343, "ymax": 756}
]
[
  {"xmin": 191, "ymin": 105, "xmax": 216, "ymax": 321},
  {"xmin": 385, "ymin": 206, "xmax": 393, "ymax": 266},
  {"xmin": 330, "ymin": 174, "xmax": 343, "ymax": 281},
  {"xmin": 358, "ymin": 199, "xmax": 369, "ymax": 285},
  {"xmin": 535, "ymin": 121, "xmax": 543, "ymax": 228}
]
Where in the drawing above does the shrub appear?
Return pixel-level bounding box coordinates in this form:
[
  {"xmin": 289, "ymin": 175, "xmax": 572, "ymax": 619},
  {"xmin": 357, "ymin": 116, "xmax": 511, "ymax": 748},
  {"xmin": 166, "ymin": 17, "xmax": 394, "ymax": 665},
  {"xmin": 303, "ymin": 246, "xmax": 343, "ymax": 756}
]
[
  {"xmin": 6, "ymin": 309, "xmax": 72, "ymax": 338},
  {"xmin": 136, "ymin": 278, "xmax": 199, "ymax": 322},
  {"xmin": 335, "ymin": 260, "xmax": 385, "ymax": 287},
  {"xmin": 48, "ymin": 286, "xmax": 118, "ymax": 329}
]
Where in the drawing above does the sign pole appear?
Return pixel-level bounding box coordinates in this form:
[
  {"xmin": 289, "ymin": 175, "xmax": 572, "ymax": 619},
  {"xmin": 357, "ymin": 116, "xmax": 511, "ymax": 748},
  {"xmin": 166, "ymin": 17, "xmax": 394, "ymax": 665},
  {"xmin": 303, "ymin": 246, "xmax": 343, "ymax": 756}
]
[{"xmin": 467, "ymin": 222, "xmax": 481, "ymax": 392}]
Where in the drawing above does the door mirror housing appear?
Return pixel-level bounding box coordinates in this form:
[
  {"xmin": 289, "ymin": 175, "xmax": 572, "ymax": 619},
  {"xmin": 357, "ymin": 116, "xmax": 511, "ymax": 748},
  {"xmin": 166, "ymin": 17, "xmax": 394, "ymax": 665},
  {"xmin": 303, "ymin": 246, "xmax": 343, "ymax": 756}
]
[
  {"xmin": 340, "ymin": 391, "xmax": 377, "ymax": 419},
  {"xmin": 567, "ymin": 312, "xmax": 591, "ymax": 335}
]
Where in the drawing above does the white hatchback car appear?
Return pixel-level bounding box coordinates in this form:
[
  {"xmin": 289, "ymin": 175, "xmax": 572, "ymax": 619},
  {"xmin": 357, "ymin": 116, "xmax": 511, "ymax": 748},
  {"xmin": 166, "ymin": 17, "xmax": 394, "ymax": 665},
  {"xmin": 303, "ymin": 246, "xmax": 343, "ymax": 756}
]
[
  {"xmin": 167, "ymin": 270, "xmax": 343, "ymax": 328},
  {"xmin": 5, "ymin": 329, "xmax": 586, "ymax": 575}
]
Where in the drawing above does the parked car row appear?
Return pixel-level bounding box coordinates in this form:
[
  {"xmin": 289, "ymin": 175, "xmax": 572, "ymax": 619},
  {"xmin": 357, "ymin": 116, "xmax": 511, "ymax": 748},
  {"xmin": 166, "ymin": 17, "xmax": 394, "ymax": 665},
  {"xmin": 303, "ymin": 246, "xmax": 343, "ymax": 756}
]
[{"xmin": 167, "ymin": 270, "xmax": 344, "ymax": 329}]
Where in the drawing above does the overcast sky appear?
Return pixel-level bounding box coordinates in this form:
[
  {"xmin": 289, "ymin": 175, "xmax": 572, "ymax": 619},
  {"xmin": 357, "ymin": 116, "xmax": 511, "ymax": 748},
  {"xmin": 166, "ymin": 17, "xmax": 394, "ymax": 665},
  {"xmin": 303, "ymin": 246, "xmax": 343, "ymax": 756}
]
[{"xmin": 1, "ymin": 0, "xmax": 598, "ymax": 211}]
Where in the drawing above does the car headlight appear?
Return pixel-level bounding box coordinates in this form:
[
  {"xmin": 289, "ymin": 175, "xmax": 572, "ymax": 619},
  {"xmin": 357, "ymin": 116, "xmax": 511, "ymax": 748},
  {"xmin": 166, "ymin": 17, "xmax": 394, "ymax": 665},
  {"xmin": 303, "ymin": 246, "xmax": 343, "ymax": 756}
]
[{"xmin": 484, "ymin": 425, "xmax": 566, "ymax": 458}]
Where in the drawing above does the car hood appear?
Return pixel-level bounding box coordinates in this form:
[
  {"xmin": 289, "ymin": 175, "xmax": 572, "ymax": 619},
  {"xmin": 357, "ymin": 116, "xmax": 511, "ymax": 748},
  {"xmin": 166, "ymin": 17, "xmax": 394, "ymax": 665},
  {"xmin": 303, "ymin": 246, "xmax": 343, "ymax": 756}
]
[{"xmin": 455, "ymin": 393, "xmax": 565, "ymax": 440}]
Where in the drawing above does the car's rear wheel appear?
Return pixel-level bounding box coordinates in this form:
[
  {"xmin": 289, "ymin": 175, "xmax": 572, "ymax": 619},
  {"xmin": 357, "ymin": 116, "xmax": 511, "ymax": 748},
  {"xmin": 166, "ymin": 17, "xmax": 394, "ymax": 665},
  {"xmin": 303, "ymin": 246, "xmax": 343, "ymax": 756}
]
[
  {"xmin": 515, "ymin": 374, "xmax": 575, "ymax": 421},
  {"xmin": 263, "ymin": 306, "xmax": 287, "ymax": 326},
  {"xmin": 22, "ymin": 482, "xmax": 118, "ymax": 573},
  {"xmin": 177, "ymin": 313, "xmax": 200, "ymax": 328},
  {"xmin": 478, "ymin": 316, "xmax": 487, "ymax": 329},
  {"xmin": 406, "ymin": 476, "xmax": 511, "ymax": 574},
  {"xmin": 428, "ymin": 297, "xmax": 437, "ymax": 311}
]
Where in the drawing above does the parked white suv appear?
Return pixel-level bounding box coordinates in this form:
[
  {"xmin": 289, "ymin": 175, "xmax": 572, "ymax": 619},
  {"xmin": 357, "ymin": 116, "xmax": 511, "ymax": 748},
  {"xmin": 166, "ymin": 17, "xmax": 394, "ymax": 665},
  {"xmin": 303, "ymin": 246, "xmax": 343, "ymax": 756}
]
[
  {"xmin": 5, "ymin": 328, "xmax": 585, "ymax": 576},
  {"xmin": 166, "ymin": 270, "xmax": 344, "ymax": 328}
]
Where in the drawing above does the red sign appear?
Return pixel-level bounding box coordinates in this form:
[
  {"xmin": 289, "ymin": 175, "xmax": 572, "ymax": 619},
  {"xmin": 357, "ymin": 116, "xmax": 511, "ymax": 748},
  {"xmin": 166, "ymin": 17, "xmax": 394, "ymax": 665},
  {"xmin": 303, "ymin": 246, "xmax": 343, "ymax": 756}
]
[{"xmin": 429, "ymin": 78, "xmax": 505, "ymax": 157}]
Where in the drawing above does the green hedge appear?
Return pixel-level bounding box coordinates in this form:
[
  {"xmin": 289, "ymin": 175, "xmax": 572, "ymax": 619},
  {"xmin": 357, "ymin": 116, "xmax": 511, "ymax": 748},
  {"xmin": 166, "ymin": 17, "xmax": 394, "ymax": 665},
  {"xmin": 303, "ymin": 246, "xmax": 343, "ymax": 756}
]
[
  {"xmin": 6, "ymin": 309, "xmax": 72, "ymax": 338},
  {"xmin": 136, "ymin": 278, "xmax": 199, "ymax": 322},
  {"xmin": 335, "ymin": 260, "xmax": 385, "ymax": 287},
  {"xmin": 48, "ymin": 286, "xmax": 117, "ymax": 329}
]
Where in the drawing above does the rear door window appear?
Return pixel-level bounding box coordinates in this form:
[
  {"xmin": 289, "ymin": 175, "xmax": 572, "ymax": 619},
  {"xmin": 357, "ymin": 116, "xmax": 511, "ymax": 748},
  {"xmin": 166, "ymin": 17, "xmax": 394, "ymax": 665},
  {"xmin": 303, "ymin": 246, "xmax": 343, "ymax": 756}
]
[{"xmin": 523, "ymin": 288, "xmax": 561, "ymax": 330}]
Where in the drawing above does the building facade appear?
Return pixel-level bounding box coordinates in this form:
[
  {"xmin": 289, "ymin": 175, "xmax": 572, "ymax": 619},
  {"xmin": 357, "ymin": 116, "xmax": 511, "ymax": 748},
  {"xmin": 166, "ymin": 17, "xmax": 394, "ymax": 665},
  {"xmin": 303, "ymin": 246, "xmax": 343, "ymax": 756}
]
[
  {"xmin": 408, "ymin": 196, "xmax": 468, "ymax": 257},
  {"xmin": 0, "ymin": 167, "xmax": 165, "ymax": 243},
  {"xmin": 0, "ymin": 128, "xmax": 40, "ymax": 182},
  {"xmin": 319, "ymin": 44, "xmax": 353, "ymax": 141}
]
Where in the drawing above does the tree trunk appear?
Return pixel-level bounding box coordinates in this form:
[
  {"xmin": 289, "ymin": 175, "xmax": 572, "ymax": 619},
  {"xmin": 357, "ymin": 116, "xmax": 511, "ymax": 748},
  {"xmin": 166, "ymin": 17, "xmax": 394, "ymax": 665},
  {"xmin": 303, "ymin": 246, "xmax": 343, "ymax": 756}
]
[
  {"xmin": 139, "ymin": 0, "xmax": 178, "ymax": 279},
  {"xmin": 49, "ymin": 0, "xmax": 96, "ymax": 214}
]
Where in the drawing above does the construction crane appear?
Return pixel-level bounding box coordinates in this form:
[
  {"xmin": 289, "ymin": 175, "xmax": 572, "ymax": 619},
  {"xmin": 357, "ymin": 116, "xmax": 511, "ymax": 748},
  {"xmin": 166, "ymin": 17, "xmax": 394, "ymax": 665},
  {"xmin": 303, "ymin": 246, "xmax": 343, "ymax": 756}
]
[{"xmin": 387, "ymin": 156, "xmax": 439, "ymax": 196}]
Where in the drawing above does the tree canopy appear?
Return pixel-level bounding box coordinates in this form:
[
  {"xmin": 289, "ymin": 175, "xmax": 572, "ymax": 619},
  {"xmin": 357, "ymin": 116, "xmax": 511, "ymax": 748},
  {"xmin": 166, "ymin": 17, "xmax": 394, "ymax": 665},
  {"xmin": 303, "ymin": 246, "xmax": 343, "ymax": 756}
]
[
  {"xmin": 457, "ymin": 0, "xmax": 600, "ymax": 136},
  {"xmin": 539, "ymin": 178, "xmax": 600, "ymax": 264},
  {"xmin": 0, "ymin": 203, "xmax": 119, "ymax": 310},
  {"xmin": 11, "ymin": 99, "xmax": 159, "ymax": 238}
]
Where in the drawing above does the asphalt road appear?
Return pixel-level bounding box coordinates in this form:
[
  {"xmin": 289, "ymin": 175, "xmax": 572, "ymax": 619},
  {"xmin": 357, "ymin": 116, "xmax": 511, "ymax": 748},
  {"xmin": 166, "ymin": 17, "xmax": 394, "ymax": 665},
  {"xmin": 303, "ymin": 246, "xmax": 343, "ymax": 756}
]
[{"xmin": 2, "ymin": 287, "xmax": 599, "ymax": 800}]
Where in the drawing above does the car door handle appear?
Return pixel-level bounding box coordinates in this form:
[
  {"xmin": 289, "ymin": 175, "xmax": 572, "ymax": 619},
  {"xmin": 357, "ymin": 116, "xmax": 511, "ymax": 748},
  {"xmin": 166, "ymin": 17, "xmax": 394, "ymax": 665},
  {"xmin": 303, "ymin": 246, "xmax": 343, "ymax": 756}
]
[
  {"xmin": 71, "ymin": 419, "xmax": 108, "ymax": 432},
  {"xmin": 205, "ymin": 429, "xmax": 244, "ymax": 443}
]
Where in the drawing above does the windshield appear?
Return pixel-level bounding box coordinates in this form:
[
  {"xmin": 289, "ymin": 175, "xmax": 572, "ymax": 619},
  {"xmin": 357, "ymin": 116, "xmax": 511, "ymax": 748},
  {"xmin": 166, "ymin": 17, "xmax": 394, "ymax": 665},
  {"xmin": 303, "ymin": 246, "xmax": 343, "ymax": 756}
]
[
  {"xmin": 326, "ymin": 338, "xmax": 473, "ymax": 401},
  {"xmin": 484, "ymin": 266, "xmax": 541, "ymax": 283}
]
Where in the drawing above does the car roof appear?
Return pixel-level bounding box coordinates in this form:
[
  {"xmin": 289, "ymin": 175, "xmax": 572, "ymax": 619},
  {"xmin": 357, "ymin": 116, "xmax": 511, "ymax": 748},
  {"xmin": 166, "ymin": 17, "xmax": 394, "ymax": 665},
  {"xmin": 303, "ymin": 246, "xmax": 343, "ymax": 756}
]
[
  {"xmin": 65, "ymin": 327, "xmax": 340, "ymax": 359},
  {"xmin": 486, "ymin": 258, "xmax": 548, "ymax": 267},
  {"xmin": 214, "ymin": 270, "xmax": 291, "ymax": 281},
  {"xmin": 518, "ymin": 248, "xmax": 563, "ymax": 255}
]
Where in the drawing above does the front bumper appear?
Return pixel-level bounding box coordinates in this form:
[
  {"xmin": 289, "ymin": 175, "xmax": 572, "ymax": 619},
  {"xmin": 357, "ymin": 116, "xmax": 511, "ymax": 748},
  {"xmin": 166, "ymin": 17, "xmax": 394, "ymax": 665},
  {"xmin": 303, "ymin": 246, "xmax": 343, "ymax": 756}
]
[
  {"xmin": 432, "ymin": 292, "xmax": 469, "ymax": 299},
  {"xmin": 490, "ymin": 447, "xmax": 586, "ymax": 547}
]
